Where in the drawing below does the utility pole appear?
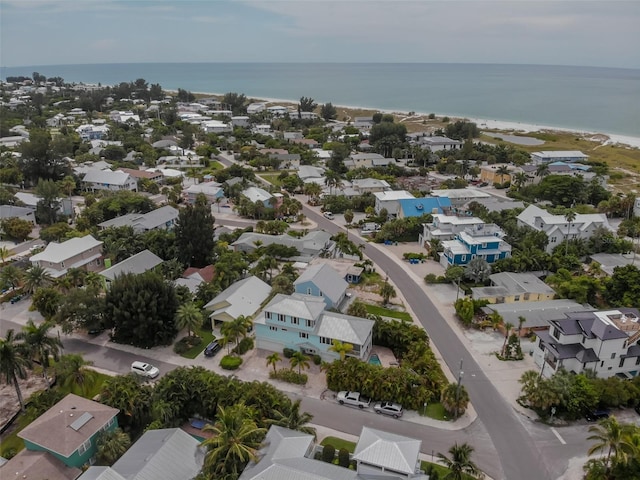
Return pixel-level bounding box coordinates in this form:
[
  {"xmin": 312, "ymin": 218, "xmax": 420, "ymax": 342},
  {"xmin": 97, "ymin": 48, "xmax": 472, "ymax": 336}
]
[{"xmin": 454, "ymin": 359, "xmax": 464, "ymax": 419}]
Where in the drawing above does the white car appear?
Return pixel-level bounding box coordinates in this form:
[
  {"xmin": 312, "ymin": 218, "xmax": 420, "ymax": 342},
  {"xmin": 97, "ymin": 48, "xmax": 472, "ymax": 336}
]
[
  {"xmin": 373, "ymin": 401, "xmax": 404, "ymax": 418},
  {"xmin": 323, "ymin": 211, "xmax": 335, "ymax": 220},
  {"xmin": 131, "ymin": 361, "xmax": 159, "ymax": 379}
]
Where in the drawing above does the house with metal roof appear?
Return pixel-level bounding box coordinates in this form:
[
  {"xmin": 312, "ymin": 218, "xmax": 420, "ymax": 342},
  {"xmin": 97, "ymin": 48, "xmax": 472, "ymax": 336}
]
[
  {"xmin": 231, "ymin": 230, "xmax": 334, "ymax": 262},
  {"xmin": 255, "ymin": 293, "xmax": 374, "ymax": 362},
  {"xmin": 99, "ymin": 250, "xmax": 163, "ymax": 286},
  {"xmin": 354, "ymin": 427, "xmax": 427, "ymax": 478},
  {"xmin": 242, "ymin": 186, "xmax": 274, "ymax": 206},
  {"xmin": 294, "ymin": 263, "xmax": 348, "ymax": 309},
  {"xmin": 480, "ymin": 299, "xmax": 593, "ymax": 332},
  {"xmin": 18, "ymin": 394, "xmax": 119, "ymax": 469},
  {"xmin": 428, "ymin": 188, "xmax": 491, "ymax": 207},
  {"xmin": 98, "ymin": 206, "xmax": 178, "ymax": 233},
  {"xmin": 30, "ymin": 235, "xmax": 104, "ymax": 278},
  {"xmin": 183, "ymin": 182, "xmax": 224, "ymax": 205},
  {"xmin": 0, "ymin": 204, "xmax": 36, "ymax": 225},
  {"xmin": 530, "ymin": 150, "xmax": 588, "ymax": 164},
  {"xmin": 373, "ymin": 190, "xmax": 415, "ymax": 215},
  {"xmin": 471, "ymin": 272, "xmax": 556, "ymax": 304},
  {"xmin": 533, "ymin": 308, "xmax": 640, "ymax": 378},
  {"xmin": 204, "ymin": 275, "xmax": 271, "ymax": 328},
  {"xmin": 77, "ymin": 428, "xmax": 204, "ymax": 480},
  {"xmin": 82, "ymin": 169, "xmax": 138, "ymax": 192},
  {"xmin": 517, "ymin": 205, "xmax": 612, "ymax": 253}
]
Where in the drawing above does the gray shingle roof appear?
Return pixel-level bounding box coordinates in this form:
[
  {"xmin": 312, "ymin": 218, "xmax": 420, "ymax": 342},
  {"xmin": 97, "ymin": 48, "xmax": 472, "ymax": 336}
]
[
  {"xmin": 294, "ymin": 263, "xmax": 348, "ymax": 306},
  {"xmin": 100, "ymin": 250, "xmax": 163, "ymax": 281}
]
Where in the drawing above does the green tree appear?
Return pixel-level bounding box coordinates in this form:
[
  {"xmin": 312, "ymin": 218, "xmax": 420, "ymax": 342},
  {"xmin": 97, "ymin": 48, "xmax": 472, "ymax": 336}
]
[
  {"xmin": 54, "ymin": 287, "xmax": 105, "ymax": 334},
  {"xmin": 343, "ymin": 209, "xmax": 354, "ymax": 225},
  {"xmin": 437, "ymin": 442, "xmax": 485, "ymax": 480},
  {"xmin": 320, "ymin": 102, "xmax": 337, "ymax": 121},
  {"xmin": 289, "ymin": 351, "xmax": 310, "ymax": 374},
  {"xmin": 267, "ymin": 399, "xmax": 316, "ymax": 438},
  {"xmin": 174, "ymin": 303, "xmax": 203, "ymax": 337},
  {"xmin": 329, "ymin": 339, "xmax": 353, "ymax": 361},
  {"xmin": 104, "ymin": 271, "xmax": 178, "ymax": 348},
  {"xmin": 96, "ymin": 427, "xmax": 131, "ymax": 465},
  {"xmin": 100, "ymin": 374, "xmax": 152, "ymax": 433},
  {"xmin": 175, "ymin": 194, "xmax": 215, "ymax": 267},
  {"xmin": 18, "ymin": 320, "xmax": 61, "ymax": 384},
  {"xmin": 440, "ymin": 383, "xmax": 470, "ymax": 419},
  {"xmin": 587, "ymin": 416, "xmax": 636, "ymax": 473},
  {"xmin": 604, "ymin": 265, "xmax": 640, "ymax": 307},
  {"xmin": 565, "ymin": 210, "xmax": 577, "ymax": 256},
  {"xmin": 0, "ymin": 329, "xmax": 31, "ymax": 411},
  {"xmin": 55, "ymin": 354, "xmax": 101, "ymax": 397},
  {"xmin": 35, "ymin": 178, "xmax": 61, "ymax": 225},
  {"xmin": 464, "ymin": 257, "xmax": 491, "ymax": 283},
  {"xmin": 31, "ymin": 287, "xmax": 62, "ymax": 319},
  {"xmin": 23, "ymin": 264, "xmax": 53, "ymax": 294},
  {"xmin": 379, "ymin": 281, "xmax": 396, "ymax": 305},
  {"xmin": 202, "ymin": 403, "xmax": 266, "ymax": 479},
  {"xmin": 1, "ymin": 217, "xmax": 33, "ymax": 241},
  {"xmin": 500, "ymin": 322, "xmax": 514, "ymax": 358},
  {"xmin": 266, "ymin": 352, "xmax": 281, "ymax": 373},
  {"xmin": 347, "ymin": 299, "xmax": 368, "ymax": 318},
  {"xmin": 0, "ymin": 246, "xmax": 10, "ymax": 264},
  {"xmin": 298, "ymin": 96, "xmax": 317, "ymax": 113},
  {"xmin": 0, "ymin": 264, "xmax": 24, "ymax": 289}
]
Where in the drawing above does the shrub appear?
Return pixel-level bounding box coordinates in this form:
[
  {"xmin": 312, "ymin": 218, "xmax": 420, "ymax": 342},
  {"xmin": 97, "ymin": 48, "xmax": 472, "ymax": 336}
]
[
  {"xmin": 220, "ymin": 355, "xmax": 243, "ymax": 370},
  {"xmin": 313, "ymin": 354, "xmax": 322, "ymax": 365},
  {"xmin": 283, "ymin": 347, "xmax": 296, "ymax": 358},
  {"xmin": 269, "ymin": 368, "xmax": 308, "ymax": 385},
  {"xmin": 173, "ymin": 336, "xmax": 202, "ymax": 354},
  {"xmin": 322, "ymin": 444, "xmax": 336, "ymax": 463},
  {"xmin": 424, "ymin": 273, "xmax": 447, "ymax": 284},
  {"xmin": 338, "ymin": 448, "xmax": 350, "ymax": 468},
  {"xmin": 232, "ymin": 337, "xmax": 254, "ymax": 355}
]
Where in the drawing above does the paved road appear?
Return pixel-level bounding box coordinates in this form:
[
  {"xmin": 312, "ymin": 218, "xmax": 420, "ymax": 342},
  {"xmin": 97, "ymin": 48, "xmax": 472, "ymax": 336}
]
[{"xmin": 303, "ymin": 206, "xmax": 552, "ymax": 480}]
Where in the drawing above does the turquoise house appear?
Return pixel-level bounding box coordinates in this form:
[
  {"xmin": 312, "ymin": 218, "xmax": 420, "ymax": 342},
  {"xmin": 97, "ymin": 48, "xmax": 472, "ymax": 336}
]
[
  {"xmin": 255, "ymin": 293, "xmax": 374, "ymax": 361},
  {"xmin": 19, "ymin": 393, "xmax": 119, "ymax": 468},
  {"xmin": 440, "ymin": 223, "xmax": 512, "ymax": 267}
]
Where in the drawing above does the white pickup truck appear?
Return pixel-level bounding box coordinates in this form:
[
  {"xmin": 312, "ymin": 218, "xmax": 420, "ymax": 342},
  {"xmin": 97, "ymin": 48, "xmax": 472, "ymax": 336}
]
[{"xmin": 336, "ymin": 391, "xmax": 371, "ymax": 409}]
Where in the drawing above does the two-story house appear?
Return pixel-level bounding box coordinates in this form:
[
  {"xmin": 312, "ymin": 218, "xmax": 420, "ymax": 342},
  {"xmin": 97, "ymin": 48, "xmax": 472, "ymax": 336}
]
[
  {"xmin": 440, "ymin": 223, "xmax": 511, "ymax": 267},
  {"xmin": 517, "ymin": 205, "xmax": 612, "ymax": 253},
  {"xmin": 255, "ymin": 293, "xmax": 374, "ymax": 362},
  {"xmin": 420, "ymin": 211, "xmax": 485, "ymax": 246},
  {"xmin": 534, "ymin": 309, "xmax": 640, "ymax": 378},
  {"xmin": 82, "ymin": 169, "xmax": 138, "ymax": 192},
  {"xmin": 204, "ymin": 275, "xmax": 272, "ymax": 329},
  {"xmin": 17, "ymin": 394, "xmax": 119, "ymax": 468},
  {"xmin": 183, "ymin": 182, "xmax": 224, "ymax": 205},
  {"xmin": 30, "ymin": 235, "xmax": 104, "ymax": 278},
  {"xmin": 293, "ymin": 263, "xmax": 348, "ymax": 310}
]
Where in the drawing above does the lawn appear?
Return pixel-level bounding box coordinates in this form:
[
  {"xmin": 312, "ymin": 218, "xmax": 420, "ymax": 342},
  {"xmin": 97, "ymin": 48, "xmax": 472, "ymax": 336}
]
[
  {"xmin": 181, "ymin": 328, "xmax": 215, "ymax": 359},
  {"xmin": 257, "ymin": 172, "xmax": 283, "ymax": 186},
  {"xmin": 365, "ymin": 304, "xmax": 412, "ymax": 322},
  {"xmin": 422, "ymin": 402, "xmax": 449, "ymax": 421}
]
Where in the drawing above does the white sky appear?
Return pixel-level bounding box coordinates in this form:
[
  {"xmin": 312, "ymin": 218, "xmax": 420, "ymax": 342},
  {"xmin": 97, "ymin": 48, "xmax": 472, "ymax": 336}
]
[{"xmin": 1, "ymin": 0, "xmax": 639, "ymax": 68}]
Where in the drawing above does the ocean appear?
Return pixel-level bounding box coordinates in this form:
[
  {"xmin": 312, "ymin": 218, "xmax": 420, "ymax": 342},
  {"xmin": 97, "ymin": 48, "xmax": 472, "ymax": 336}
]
[{"xmin": 2, "ymin": 63, "xmax": 639, "ymax": 138}]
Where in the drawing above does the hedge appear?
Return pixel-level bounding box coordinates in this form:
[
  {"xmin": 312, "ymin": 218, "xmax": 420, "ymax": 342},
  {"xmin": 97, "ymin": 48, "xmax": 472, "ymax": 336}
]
[
  {"xmin": 269, "ymin": 368, "xmax": 308, "ymax": 385},
  {"xmin": 232, "ymin": 337, "xmax": 254, "ymax": 355},
  {"xmin": 220, "ymin": 355, "xmax": 243, "ymax": 370}
]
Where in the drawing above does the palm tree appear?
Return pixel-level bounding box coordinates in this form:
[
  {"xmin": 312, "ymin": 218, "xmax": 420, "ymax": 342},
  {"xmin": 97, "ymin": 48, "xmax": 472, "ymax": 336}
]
[
  {"xmin": 495, "ymin": 165, "xmax": 510, "ymax": 184},
  {"xmin": 174, "ymin": 303, "xmax": 203, "ymax": 337},
  {"xmin": 587, "ymin": 416, "xmax": 634, "ymax": 471},
  {"xmin": 267, "ymin": 399, "xmax": 316, "ymax": 438},
  {"xmin": 55, "ymin": 354, "xmax": 100, "ymax": 397},
  {"xmin": 536, "ymin": 163, "xmax": 550, "ymax": 178},
  {"xmin": 84, "ymin": 271, "xmax": 104, "ymax": 292},
  {"xmin": 437, "ymin": 442, "xmax": 485, "ymax": 479},
  {"xmin": 0, "ymin": 246, "xmax": 10, "ymax": 264},
  {"xmin": 18, "ymin": 319, "xmax": 62, "ymax": 385},
  {"xmin": 329, "ymin": 339, "xmax": 353, "ymax": 361},
  {"xmin": 324, "ymin": 170, "xmax": 341, "ymax": 195},
  {"xmin": 513, "ymin": 172, "xmax": 528, "ymax": 189},
  {"xmin": 23, "ymin": 264, "xmax": 53, "ymax": 294},
  {"xmin": 96, "ymin": 427, "xmax": 131, "ymax": 464},
  {"xmin": 500, "ymin": 322, "xmax": 514, "ymax": 358},
  {"xmin": 289, "ymin": 351, "xmax": 310, "ymax": 374},
  {"xmin": 440, "ymin": 383, "xmax": 470, "ymax": 419},
  {"xmin": 202, "ymin": 403, "xmax": 266, "ymax": 478},
  {"xmin": 266, "ymin": 352, "xmax": 281, "ymax": 373},
  {"xmin": 379, "ymin": 281, "xmax": 396, "ymax": 305},
  {"xmin": 564, "ymin": 210, "xmax": 577, "ymax": 256},
  {"xmin": 303, "ymin": 182, "xmax": 322, "ymax": 203},
  {"xmin": 0, "ymin": 264, "xmax": 24, "ymax": 290},
  {"xmin": 0, "ymin": 329, "xmax": 31, "ymax": 411}
]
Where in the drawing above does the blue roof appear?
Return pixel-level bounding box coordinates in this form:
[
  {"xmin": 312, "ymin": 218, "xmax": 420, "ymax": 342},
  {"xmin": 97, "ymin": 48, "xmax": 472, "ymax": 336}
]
[{"xmin": 398, "ymin": 197, "xmax": 452, "ymax": 217}]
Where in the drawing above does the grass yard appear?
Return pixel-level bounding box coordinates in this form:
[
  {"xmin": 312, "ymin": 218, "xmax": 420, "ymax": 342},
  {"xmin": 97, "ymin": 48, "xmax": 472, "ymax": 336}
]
[
  {"xmin": 257, "ymin": 172, "xmax": 283, "ymax": 186},
  {"xmin": 365, "ymin": 304, "xmax": 412, "ymax": 322},
  {"xmin": 320, "ymin": 436, "xmax": 357, "ymax": 453},
  {"xmin": 422, "ymin": 402, "xmax": 449, "ymax": 421},
  {"xmin": 181, "ymin": 328, "xmax": 215, "ymax": 359}
]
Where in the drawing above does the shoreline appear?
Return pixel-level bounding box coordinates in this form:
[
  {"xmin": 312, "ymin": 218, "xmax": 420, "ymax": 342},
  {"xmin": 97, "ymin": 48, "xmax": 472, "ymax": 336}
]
[{"xmin": 184, "ymin": 90, "xmax": 640, "ymax": 150}]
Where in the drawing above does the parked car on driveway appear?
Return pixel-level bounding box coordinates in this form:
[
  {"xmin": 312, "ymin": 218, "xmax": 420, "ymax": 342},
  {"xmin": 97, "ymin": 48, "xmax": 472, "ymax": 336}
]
[
  {"xmin": 336, "ymin": 391, "xmax": 370, "ymax": 409},
  {"xmin": 585, "ymin": 409, "xmax": 610, "ymax": 422},
  {"xmin": 204, "ymin": 340, "xmax": 222, "ymax": 357},
  {"xmin": 131, "ymin": 361, "xmax": 159, "ymax": 379},
  {"xmin": 373, "ymin": 401, "xmax": 403, "ymax": 418}
]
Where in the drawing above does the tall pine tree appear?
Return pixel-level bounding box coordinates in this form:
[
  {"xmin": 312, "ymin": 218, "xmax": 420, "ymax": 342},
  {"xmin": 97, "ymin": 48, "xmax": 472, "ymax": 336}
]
[{"xmin": 175, "ymin": 193, "xmax": 215, "ymax": 267}]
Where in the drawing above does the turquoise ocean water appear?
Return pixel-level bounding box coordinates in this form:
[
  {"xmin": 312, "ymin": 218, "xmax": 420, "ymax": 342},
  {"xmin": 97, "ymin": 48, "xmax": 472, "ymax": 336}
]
[{"xmin": 2, "ymin": 63, "xmax": 639, "ymax": 137}]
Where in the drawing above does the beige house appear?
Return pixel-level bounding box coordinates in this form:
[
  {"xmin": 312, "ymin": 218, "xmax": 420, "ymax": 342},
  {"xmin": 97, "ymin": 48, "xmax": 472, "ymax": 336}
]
[
  {"xmin": 30, "ymin": 235, "xmax": 104, "ymax": 278},
  {"xmin": 472, "ymin": 272, "xmax": 556, "ymax": 304}
]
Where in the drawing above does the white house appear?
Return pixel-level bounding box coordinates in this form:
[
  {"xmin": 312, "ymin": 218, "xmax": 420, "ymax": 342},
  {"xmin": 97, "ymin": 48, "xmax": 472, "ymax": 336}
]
[
  {"xmin": 428, "ymin": 188, "xmax": 491, "ymax": 207},
  {"xmin": 82, "ymin": 169, "xmax": 138, "ymax": 192},
  {"xmin": 420, "ymin": 212, "xmax": 485, "ymax": 244},
  {"xmin": 531, "ymin": 150, "xmax": 589, "ymax": 164},
  {"xmin": 247, "ymin": 102, "xmax": 266, "ymax": 115},
  {"xmin": 534, "ymin": 309, "xmax": 640, "ymax": 378},
  {"xmin": 517, "ymin": 205, "xmax": 612, "ymax": 253},
  {"xmin": 201, "ymin": 119, "xmax": 232, "ymax": 133},
  {"xmin": 373, "ymin": 190, "xmax": 415, "ymax": 216}
]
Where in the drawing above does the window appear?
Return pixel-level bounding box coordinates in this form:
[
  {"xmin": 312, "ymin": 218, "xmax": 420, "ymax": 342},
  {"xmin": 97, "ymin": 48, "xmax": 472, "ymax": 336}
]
[
  {"xmin": 265, "ymin": 312, "xmax": 271, "ymax": 320},
  {"xmin": 611, "ymin": 353, "xmax": 616, "ymax": 359},
  {"xmin": 299, "ymin": 332, "xmax": 309, "ymax": 339},
  {"xmin": 581, "ymin": 337, "xmax": 585, "ymax": 344},
  {"xmin": 291, "ymin": 317, "xmax": 299, "ymax": 325},
  {"xmin": 319, "ymin": 336, "xmax": 332, "ymax": 345},
  {"xmin": 550, "ymin": 237, "xmax": 557, "ymax": 243},
  {"xmin": 277, "ymin": 314, "xmax": 285, "ymax": 322},
  {"xmin": 306, "ymin": 319, "xmax": 314, "ymax": 328},
  {"xmin": 78, "ymin": 438, "xmax": 91, "ymax": 456},
  {"xmin": 61, "ymin": 262, "xmax": 65, "ymax": 268},
  {"xmin": 269, "ymin": 326, "xmax": 277, "ymax": 332},
  {"xmin": 551, "ymin": 327, "xmax": 560, "ymax": 340},
  {"xmin": 636, "ymin": 357, "xmax": 640, "ymax": 365},
  {"xmin": 306, "ymin": 288, "xmax": 311, "ymax": 295},
  {"xmin": 619, "ymin": 358, "xmax": 625, "ymax": 368},
  {"xmin": 461, "ymin": 255, "xmax": 467, "ymax": 262},
  {"xmin": 514, "ymin": 295, "xmax": 520, "ymax": 302},
  {"xmin": 481, "ymin": 243, "xmax": 487, "ymax": 248},
  {"xmin": 524, "ymin": 293, "xmax": 530, "ymax": 301},
  {"xmin": 600, "ymin": 361, "xmax": 604, "ymax": 367}
]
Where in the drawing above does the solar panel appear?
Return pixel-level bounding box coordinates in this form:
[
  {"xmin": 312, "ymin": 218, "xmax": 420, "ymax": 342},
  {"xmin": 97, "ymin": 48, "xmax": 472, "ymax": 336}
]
[{"xmin": 70, "ymin": 412, "xmax": 94, "ymax": 431}]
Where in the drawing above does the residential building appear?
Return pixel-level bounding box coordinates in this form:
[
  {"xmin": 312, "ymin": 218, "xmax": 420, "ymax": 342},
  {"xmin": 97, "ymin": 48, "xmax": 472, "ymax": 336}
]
[
  {"xmin": 0, "ymin": 450, "xmax": 81, "ymax": 480},
  {"xmin": 531, "ymin": 150, "xmax": 589, "ymax": 164},
  {"xmin": 294, "ymin": 263, "xmax": 348, "ymax": 309},
  {"xmin": 231, "ymin": 230, "xmax": 334, "ymax": 262},
  {"xmin": 428, "ymin": 188, "xmax": 491, "ymax": 207},
  {"xmin": 517, "ymin": 205, "xmax": 612, "ymax": 253},
  {"xmin": 175, "ymin": 265, "xmax": 215, "ymax": 293},
  {"xmin": 247, "ymin": 102, "xmax": 266, "ymax": 114},
  {"xmin": 440, "ymin": 223, "xmax": 511, "ymax": 267},
  {"xmin": 30, "ymin": 235, "xmax": 104, "ymax": 278},
  {"xmin": 240, "ymin": 425, "xmax": 428, "ymax": 480},
  {"xmin": 98, "ymin": 206, "xmax": 179, "ymax": 233},
  {"xmin": 183, "ymin": 182, "xmax": 224, "ymax": 204},
  {"xmin": 231, "ymin": 116, "xmax": 250, "ymax": 127},
  {"xmin": 117, "ymin": 167, "xmax": 165, "ymax": 183},
  {"xmin": 397, "ymin": 197, "xmax": 452, "ymax": 219},
  {"xmin": 77, "ymin": 428, "xmax": 205, "ymax": 480},
  {"xmin": 471, "ymin": 272, "xmax": 556, "ymax": 303},
  {"xmin": 18, "ymin": 394, "xmax": 119, "ymax": 468},
  {"xmin": 479, "ymin": 164, "xmax": 520, "ymax": 184},
  {"xmin": 269, "ymin": 153, "xmax": 301, "ymax": 169},
  {"xmin": 420, "ymin": 211, "xmax": 485, "ymax": 245},
  {"xmin": 345, "ymin": 152, "xmax": 385, "ymax": 170},
  {"xmin": 201, "ymin": 119, "xmax": 232, "ymax": 133},
  {"xmin": 109, "ymin": 111, "xmax": 140, "ymax": 124},
  {"xmin": 534, "ymin": 309, "xmax": 640, "ymax": 378},
  {"xmin": 469, "ymin": 197, "xmax": 525, "ymax": 213},
  {"xmin": 352, "ymin": 178, "xmax": 391, "ymax": 193},
  {"xmin": 255, "ymin": 293, "xmax": 374, "ymax": 361},
  {"xmin": 0, "ymin": 205, "xmax": 36, "ymax": 225},
  {"xmin": 297, "ymin": 165, "xmax": 325, "ymax": 183},
  {"xmin": 242, "ymin": 186, "xmax": 274, "ymax": 206},
  {"xmin": 82, "ymin": 170, "xmax": 138, "ymax": 192},
  {"xmin": 75, "ymin": 124, "xmax": 109, "ymax": 141},
  {"xmin": 289, "ymin": 138, "xmax": 320, "ymax": 148},
  {"xmin": 267, "ymin": 105, "xmax": 289, "ymax": 116},
  {"xmin": 588, "ymin": 253, "xmax": 640, "ymax": 276},
  {"xmin": 418, "ymin": 136, "xmax": 462, "ymax": 152},
  {"xmin": 204, "ymin": 275, "xmax": 271, "ymax": 328},
  {"xmin": 373, "ymin": 190, "xmax": 415, "ymax": 215},
  {"xmin": 99, "ymin": 250, "xmax": 163, "ymax": 286},
  {"xmin": 481, "ymin": 299, "xmax": 593, "ymax": 334}
]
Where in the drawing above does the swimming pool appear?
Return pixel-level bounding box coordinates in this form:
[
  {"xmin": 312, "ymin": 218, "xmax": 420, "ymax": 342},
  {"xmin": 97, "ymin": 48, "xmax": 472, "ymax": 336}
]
[{"xmin": 369, "ymin": 354, "xmax": 382, "ymax": 366}]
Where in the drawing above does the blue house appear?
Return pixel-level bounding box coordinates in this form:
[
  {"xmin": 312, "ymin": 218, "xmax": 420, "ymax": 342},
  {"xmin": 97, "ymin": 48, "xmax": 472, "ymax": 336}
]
[
  {"xmin": 255, "ymin": 293, "xmax": 375, "ymax": 362},
  {"xmin": 293, "ymin": 263, "xmax": 348, "ymax": 309},
  {"xmin": 440, "ymin": 223, "xmax": 511, "ymax": 267},
  {"xmin": 18, "ymin": 393, "xmax": 119, "ymax": 469},
  {"xmin": 397, "ymin": 197, "xmax": 452, "ymax": 218}
]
